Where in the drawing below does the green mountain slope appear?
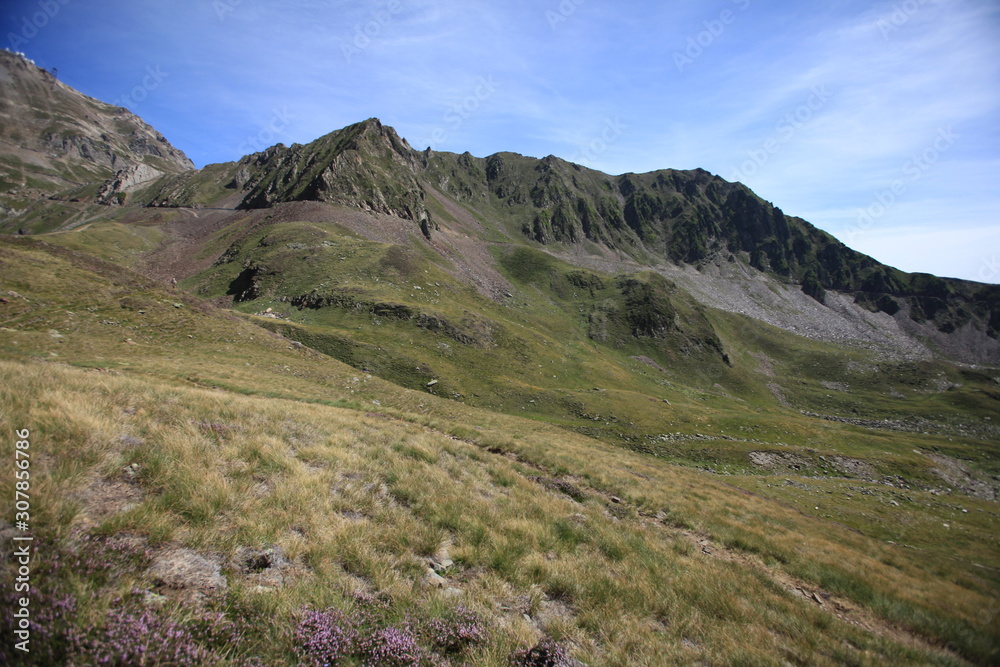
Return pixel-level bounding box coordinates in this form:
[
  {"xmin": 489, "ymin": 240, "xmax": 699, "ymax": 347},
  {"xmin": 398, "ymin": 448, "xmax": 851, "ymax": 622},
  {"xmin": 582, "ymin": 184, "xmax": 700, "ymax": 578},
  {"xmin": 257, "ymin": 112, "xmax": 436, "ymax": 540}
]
[
  {"xmin": 1, "ymin": 234, "xmax": 998, "ymax": 666},
  {"xmin": 0, "ymin": 50, "xmax": 193, "ymax": 229},
  {"xmin": 1, "ymin": 62, "xmax": 998, "ymax": 666},
  {"xmin": 419, "ymin": 147, "xmax": 1000, "ymax": 360},
  {"xmin": 29, "ymin": 113, "xmax": 992, "ymax": 365}
]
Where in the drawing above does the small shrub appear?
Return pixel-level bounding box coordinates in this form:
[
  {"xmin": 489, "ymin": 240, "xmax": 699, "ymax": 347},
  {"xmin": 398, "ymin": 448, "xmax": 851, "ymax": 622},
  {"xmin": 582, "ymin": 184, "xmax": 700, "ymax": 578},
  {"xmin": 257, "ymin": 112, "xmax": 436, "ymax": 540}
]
[
  {"xmin": 2, "ymin": 536, "xmax": 156, "ymax": 665},
  {"xmin": 294, "ymin": 604, "xmax": 452, "ymax": 667},
  {"xmin": 294, "ymin": 607, "xmax": 359, "ymax": 666},
  {"xmin": 509, "ymin": 638, "xmax": 570, "ymax": 667},
  {"xmin": 357, "ymin": 625, "xmax": 425, "ymax": 666},
  {"xmin": 92, "ymin": 605, "xmax": 212, "ymax": 665},
  {"xmin": 2, "ymin": 580, "xmax": 82, "ymax": 664},
  {"xmin": 425, "ymin": 605, "xmax": 486, "ymax": 654},
  {"xmin": 351, "ymin": 588, "xmax": 393, "ymax": 611}
]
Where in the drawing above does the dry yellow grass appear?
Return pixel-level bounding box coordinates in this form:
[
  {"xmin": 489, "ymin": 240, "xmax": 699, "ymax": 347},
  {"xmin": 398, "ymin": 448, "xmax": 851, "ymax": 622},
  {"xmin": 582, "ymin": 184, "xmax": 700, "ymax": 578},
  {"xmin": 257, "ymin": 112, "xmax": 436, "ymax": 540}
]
[
  {"xmin": 0, "ymin": 237, "xmax": 995, "ymax": 664},
  {"xmin": 2, "ymin": 359, "xmax": 990, "ymax": 665}
]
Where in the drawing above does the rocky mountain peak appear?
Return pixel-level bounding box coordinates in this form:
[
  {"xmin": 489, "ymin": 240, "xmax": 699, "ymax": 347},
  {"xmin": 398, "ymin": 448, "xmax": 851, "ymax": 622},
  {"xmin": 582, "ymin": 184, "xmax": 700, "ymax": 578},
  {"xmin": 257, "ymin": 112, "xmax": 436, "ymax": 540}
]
[
  {"xmin": 1, "ymin": 63, "xmax": 994, "ymax": 365},
  {"xmin": 233, "ymin": 118, "xmax": 429, "ymax": 227},
  {"xmin": 0, "ymin": 49, "xmax": 193, "ymax": 219}
]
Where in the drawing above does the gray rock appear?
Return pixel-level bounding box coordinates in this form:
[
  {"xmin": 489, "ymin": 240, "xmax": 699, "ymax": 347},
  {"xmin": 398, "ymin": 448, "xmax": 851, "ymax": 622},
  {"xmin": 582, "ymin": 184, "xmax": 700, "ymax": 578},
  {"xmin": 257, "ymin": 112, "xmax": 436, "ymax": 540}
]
[
  {"xmin": 425, "ymin": 569, "xmax": 447, "ymax": 588},
  {"xmin": 148, "ymin": 547, "xmax": 227, "ymax": 592}
]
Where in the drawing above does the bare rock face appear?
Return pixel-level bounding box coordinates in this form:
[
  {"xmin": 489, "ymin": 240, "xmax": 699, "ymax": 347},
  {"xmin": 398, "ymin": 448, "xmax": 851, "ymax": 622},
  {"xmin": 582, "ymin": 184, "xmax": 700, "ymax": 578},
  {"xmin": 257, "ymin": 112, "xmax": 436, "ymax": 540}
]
[
  {"xmin": 925, "ymin": 452, "xmax": 999, "ymax": 501},
  {"xmin": 749, "ymin": 451, "xmax": 810, "ymax": 472},
  {"xmin": 235, "ymin": 119, "xmax": 432, "ymax": 228},
  {"xmin": 0, "ymin": 49, "xmax": 193, "ymax": 223},
  {"xmin": 148, "ymin": 546, "xmax": 227, "ymax": 592},
  {"xmin": 97, "ymin": 163, "xmax": 165, "ymax": 205}
]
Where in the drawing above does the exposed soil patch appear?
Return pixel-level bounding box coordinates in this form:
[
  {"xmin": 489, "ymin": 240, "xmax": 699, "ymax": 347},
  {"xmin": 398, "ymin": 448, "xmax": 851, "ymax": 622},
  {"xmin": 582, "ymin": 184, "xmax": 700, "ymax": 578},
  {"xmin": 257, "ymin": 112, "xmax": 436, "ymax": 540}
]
[
  {"xmin": 128, "ymin": 201, "xmax": 244, "ymax": 284},
  {"xmin": 233, "ymin": 545, "xmax": 296, "ymax": 589},
  {"xmin": 826, "ymin": 456, "xmax": 877, "ymax": 480},
  {"xmin": 748, "ymin": 450, "xmax": 811, "ymax": 472},
  {"xmin": 531, "ymin": 596, "xmax": 575, "ymax": 632},
  {"xmin": 147, "ymin": 545, "xmax": 227, "ymax": 605},
  {"xmin": 820, "ymin": 380, "xmax": 850, "ymax": 392},
  {"xmin": 631, "ymin": 355, "xmax": 668, "ymax": 373},
  {"xmin": 766, "ymin": 382, "xmax": 791, "ymax": 408},
  {"xmin": 421, "ymin": 187, "xmax": 517, "ymax": 300},
  {"xmin": 752, "ymin": 351, "xmax": 776, "ymax": 378},
  {"xmin": 924, "ymin": 452, "xmax": 999, "ymax": 502},
  {"xmin": 530, "ymin": 476, "xmax": 588, "ymax": 502},
  {"xmin": 72, "ymin": 474, "xmax": 144, "ymax": 527}
]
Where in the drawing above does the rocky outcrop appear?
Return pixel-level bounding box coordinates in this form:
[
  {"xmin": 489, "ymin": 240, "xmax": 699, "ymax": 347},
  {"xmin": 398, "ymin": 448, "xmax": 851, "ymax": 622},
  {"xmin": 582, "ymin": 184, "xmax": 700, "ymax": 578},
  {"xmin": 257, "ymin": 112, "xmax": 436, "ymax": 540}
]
[
  {"xmin": 97, "ymin": 163, "xmax": 165, "ymax": 205},
  {"xmin": 0, "ymin": 49, "xmax": 194, "ymax": 228},
  {"xmin": 235, "ymin": 119, "xmax": 432, "ymax": 229},
  {"xmin": 421, "ymin": 143, "xmax": 999, "ymax": 363}
]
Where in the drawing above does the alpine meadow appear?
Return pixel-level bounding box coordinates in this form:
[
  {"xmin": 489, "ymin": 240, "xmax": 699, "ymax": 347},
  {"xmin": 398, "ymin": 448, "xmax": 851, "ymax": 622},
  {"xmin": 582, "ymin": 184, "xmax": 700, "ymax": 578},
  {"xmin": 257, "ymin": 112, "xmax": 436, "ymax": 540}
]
[{"xmin": 1, "ymin": 44, "xmax": 998, "ymax": 666}]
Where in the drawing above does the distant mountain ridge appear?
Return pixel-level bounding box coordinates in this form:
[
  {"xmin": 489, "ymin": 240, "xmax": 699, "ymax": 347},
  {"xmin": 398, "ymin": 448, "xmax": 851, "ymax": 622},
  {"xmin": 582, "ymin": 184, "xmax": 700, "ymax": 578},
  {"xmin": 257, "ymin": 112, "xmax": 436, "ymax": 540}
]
[
  {"xmin": 0, "ymin": 52, "xmax": 996, "ymax": 365},
  {"xmin": 120, "ymin": 117, "xmax": 998, "ymax": 363},
  {"xmin": 415, "ymin": 143, "xmax": 1000, "ymax": 354},
  {"xmin": 0, "ymin": 49, "xmax": 193, "ymax": 221}
]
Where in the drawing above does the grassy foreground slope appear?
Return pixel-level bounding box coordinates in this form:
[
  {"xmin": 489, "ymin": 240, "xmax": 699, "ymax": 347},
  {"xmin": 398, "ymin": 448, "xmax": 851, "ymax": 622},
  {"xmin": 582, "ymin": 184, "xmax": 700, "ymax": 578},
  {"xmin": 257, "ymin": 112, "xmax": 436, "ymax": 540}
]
[{"xmin": 1, "ymin": 236, "xmax": 998, "ymax": 665}]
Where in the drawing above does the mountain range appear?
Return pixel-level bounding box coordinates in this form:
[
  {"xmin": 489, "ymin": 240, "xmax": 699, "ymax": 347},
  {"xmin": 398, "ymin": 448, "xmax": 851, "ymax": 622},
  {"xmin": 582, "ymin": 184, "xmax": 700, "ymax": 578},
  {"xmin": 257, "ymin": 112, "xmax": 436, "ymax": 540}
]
[{"xmin": 1, "ymin": 49, "xmax": 997, "ymax": 666}]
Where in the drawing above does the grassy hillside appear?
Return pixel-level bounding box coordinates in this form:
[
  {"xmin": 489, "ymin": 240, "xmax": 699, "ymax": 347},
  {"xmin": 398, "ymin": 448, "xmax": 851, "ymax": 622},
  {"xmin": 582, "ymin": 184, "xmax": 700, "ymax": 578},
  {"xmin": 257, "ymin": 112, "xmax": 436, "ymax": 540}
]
[
  {"xmin": 1, "ymin": 50, "xmax": 998, "ymax": 665},
  {"xmin": 2, "ymin": 233, "xmax": 998, "ymax": 665},
  {"xmin": 420, "ymin": 149, "xmax": 1000, "ymax": 348},
  {"xmin": 0, "ymin": 50, "xmax": 193, "ymax": 232}
]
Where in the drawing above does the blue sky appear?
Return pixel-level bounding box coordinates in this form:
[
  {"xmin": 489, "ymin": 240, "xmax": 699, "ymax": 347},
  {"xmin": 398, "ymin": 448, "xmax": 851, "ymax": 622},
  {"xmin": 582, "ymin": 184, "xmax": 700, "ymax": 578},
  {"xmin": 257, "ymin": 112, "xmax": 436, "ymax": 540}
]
[{"xmin": 4, "ymin": 0, "xmax": 999, "ymax": 282}]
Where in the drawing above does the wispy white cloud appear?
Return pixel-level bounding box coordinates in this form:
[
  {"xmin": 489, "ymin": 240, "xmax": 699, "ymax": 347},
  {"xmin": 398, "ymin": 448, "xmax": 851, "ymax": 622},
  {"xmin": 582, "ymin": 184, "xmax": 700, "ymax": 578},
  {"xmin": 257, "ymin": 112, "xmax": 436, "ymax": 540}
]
[
  {"xmin": 844, "ymin": 222, "xmax": 1000, "ymax": 281},
  {"xmin": 4, "ymin": 0, "xmax": 997, "ymax": 281}
]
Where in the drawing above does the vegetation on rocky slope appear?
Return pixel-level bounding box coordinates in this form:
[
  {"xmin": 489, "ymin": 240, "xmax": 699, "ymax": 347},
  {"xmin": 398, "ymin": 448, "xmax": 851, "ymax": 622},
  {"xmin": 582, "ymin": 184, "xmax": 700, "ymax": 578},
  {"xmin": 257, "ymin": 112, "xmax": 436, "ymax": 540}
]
[
  {"xmin": 0, "ymin": 50, "xmax": 193, "ymax": 228},
  {"xmin": 1, "ymin": 53, "xmax": 998, "ymax": 665},
  {"xmin": 2, "ymin": 230, "xmax": 997, "ymax": 665}
]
